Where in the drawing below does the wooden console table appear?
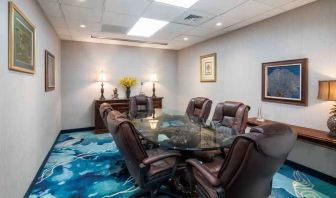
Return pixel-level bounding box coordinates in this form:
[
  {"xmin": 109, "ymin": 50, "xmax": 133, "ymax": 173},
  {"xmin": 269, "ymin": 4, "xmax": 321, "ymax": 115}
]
[
  {"xmin": 94, "ymin": 97, "xmax": 163, "ymax": 133},
  {"xmin": 248, "ymin": 117, "xmax": 336, "ymax": 150}
]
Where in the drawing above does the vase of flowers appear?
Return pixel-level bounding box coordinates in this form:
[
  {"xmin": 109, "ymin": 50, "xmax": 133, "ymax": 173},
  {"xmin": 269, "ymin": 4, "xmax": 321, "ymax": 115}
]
[
  {"xmin": 328, "ymin": 103, "xmax": 336, "ymax": 137},
  {"xmin": 119, "ymin": 77, "xmax": 137, "ymax": 99}
]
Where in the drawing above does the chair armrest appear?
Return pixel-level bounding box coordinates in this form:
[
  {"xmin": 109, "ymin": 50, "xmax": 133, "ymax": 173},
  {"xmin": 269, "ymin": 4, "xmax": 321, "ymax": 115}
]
[
  {"xmin": 186, "ymin": 159, "xmax": 221, "ymax": 187},
  {"xmin": 142, "ymin": 152, "xmax": 181, "ymax": 165}
]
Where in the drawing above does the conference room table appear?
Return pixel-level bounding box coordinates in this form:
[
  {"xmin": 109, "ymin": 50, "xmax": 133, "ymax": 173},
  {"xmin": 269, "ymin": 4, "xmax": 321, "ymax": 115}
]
[{"xmin": 131, "ymin": 109, "xmax": 237, "ymax": 152}]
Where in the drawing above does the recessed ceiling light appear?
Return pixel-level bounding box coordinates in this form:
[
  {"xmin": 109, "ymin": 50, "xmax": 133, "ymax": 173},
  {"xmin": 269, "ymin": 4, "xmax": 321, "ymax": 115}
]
[
  {"xmin": 155, "ymin": 0, "xmax": 199, "ymax": 8},
  {"xmin": 77, "ymin": 0, "xmax": 86, "ymax": 2},
  {"xmin": 216, "ymin": 22, "xmax": 222, "ymax": 26},
  {"xmin": 80, "ymin": 24, "xmax": 86, "ymax": 28},
  {"xmin": 183, "ymin": 37, "xmax": 189, "ymax": 41},
  {"xmin": 128, "ymin": 17, "xmax": 169, "ymax": 37}
]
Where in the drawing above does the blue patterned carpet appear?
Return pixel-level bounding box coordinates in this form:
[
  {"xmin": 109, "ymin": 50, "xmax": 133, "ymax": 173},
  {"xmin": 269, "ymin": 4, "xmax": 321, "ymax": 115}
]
[{"xmin": 27, "ymin": 131, "xmax": 336, "ymax": 198}]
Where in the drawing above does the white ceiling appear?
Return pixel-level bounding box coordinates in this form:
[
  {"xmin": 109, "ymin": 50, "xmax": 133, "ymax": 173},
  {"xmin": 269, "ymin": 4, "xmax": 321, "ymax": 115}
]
[{"xmin": 37, "ymin": 0, "xmax": 318, "ymax": 50}]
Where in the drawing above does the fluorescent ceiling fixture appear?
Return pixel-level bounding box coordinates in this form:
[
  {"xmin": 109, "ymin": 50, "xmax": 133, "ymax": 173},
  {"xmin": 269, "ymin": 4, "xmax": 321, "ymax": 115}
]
[
  {"xmin": 155, "ymin": 0, "xmax": 199, "ymax": 8},
  {"xmin": 128, "ymin": 17, "xmax": 169, "ymax": 37}
]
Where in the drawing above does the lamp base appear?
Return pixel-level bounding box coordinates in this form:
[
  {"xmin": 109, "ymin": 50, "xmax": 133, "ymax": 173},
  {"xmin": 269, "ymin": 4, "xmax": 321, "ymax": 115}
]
[{"xmin": 329, "ymin": 131, "xmax": 336, "ymax": 138}]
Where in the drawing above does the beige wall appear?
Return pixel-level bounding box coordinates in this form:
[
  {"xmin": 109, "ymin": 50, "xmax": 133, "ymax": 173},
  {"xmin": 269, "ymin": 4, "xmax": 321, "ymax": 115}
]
[
  {"xmin": 177, "ymin": 0, "xmax": 336, "ymax": 176},
  {"xmin": 61, "ymin": 41, "xmax": 178, "ymax": 130},
  {"xmin": 0, "ymin": 0, "xmax": 61, "ymax": 197}
]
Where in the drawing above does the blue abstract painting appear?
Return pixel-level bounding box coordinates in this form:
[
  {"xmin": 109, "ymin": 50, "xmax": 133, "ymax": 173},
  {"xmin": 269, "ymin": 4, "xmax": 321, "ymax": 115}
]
[
  {"xmin": 26, "ymin": 131, "xmax": 336, "ymax": 198},
  {"xmin": 266, "ymin": 64, "xmax": 301, "ymax": 100}
]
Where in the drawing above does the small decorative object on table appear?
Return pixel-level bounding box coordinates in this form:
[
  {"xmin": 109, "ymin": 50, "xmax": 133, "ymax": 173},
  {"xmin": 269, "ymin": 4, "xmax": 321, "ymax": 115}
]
[
  {"xmin": 150, "ymin": 73, "xmax": 158, "ymax": 97},
  {"xmin": 256, "ymin": 103, "xmax": 265, "ymax": 122},
  {"xmin": 112, "ymin": 88, "xmax": 119, "ymax": 99},
  {"xmin": 119, "ymin": 77, "xmax": 137, "ymax": 99},
  {"xmin": 318, "ymin": 80, "xmax": 336, "ymax": 138}
]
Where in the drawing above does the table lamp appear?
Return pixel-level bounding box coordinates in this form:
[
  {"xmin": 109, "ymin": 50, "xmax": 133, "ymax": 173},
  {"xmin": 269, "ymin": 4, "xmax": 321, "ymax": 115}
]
[
  {"xmin": 318, "ymin": 80, "xmax": 336, "ymax": 137},
  {"xmin": 98, "ymin": 70, "xmax": 106, "ymax": 100},
  {"xmin": 150, "ymin": 73, "xmax": 158, "ymax": 97}
]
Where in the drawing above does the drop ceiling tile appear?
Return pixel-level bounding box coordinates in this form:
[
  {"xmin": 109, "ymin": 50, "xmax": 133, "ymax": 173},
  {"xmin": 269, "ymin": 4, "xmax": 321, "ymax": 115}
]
[
  {"xmin": 280, "ymin": 0, "xmax": 317, "ymax": 11},
  {"xmin": 62, "ymin": 5, "xmax": 102, "ymax": 23},
  {"xmin": 37, "ymin": 0, "xmax": 63, "ymax": 17},
  {"xmin": 186, "ymin": 26, "xmax": 217, "ymax": 37},
  {"xmin": 102, "ymin": 12, "xmax": 138, "ymax": 27},
  {"xmin": 67, "ymin": 20, "xmax": 102, "ymax": 32},
  {"xmin": 198, "ymin": 15, "xmax": 241, "ymax": 30},
  {"xmin": 105, "ymin": 0, "xmax": 151, "ymax": 16},
  {"xmin": 254, "ymin": 0, "xmax": 296, "ymax": 7},
  {"xmin": 49, "ymin": 17, "xmax": 68, "ymax": 28},
  {"xmin": 173, "ymin": 34, "xmax": 204, "ymax": 43},
  {"xmin": 221, "ymin": 0, "xmax": 273, "ymax": 21},
  {"xmin": 246, "ymin": 8, "xmax": 286, "ymax": 23},
  {"xmin": 161, "ymin": 23, "xmax": 194, "ymax": 34},
  {"xmin": 59, "ymin": 34, "xmax": 72, "ymax": 40},
  {"xmin": 151, "ymin": 31, "xmax": 179, "ymax": 41},
  {"xmin": 191, "ymin": 0, "xmax": 248, "ymax": 15},
  {"xmin": 143, "ymin": 2, "xmax": 186, "ymax": 21},
  {"xmin": 56, "ymin": 28, "xmax": 70, "ymax": 36},
  {"xmin": 59, "ymin": 0, "xmax": 104, "ymax": 9}
]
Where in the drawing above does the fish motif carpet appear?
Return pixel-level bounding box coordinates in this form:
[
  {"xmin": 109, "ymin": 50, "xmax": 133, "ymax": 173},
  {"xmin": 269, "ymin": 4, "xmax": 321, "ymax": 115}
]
[{"xmin": 26, "ymin": 131, "xmax": 336, "ymax": 198}]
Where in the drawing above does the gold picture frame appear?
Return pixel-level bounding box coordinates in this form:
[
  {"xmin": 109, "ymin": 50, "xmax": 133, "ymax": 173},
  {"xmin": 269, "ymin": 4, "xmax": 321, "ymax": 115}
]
[
  {"xmin": 9, "ymin": 1, "xmax": 36, "ymax": 74},
  {"xmin": 200, "ymin": 53, "xmax": 216, "ymax": 82},
  {"xmin": 45, "ymin": 50, "xmax": 55, "ymax": 92}
]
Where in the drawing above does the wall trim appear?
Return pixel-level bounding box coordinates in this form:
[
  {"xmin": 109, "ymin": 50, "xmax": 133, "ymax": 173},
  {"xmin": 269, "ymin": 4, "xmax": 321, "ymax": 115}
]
[
  {"xmin": 60, "ymin": 127, "xmax": 94, "ymax": 134},
  {"xmin": 285, "ymin": 160, "xmax": 336, "ymax": 185}
]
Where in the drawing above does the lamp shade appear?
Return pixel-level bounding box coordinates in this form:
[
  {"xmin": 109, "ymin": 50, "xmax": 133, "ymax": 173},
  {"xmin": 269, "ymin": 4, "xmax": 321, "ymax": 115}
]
[
  {"xmin": 98, "ymin": 70, "xmax": 106, "ymax": 82},
  {"xmin": 318, "ymin": 80, "xmax": 336, "ymax": 101},
  {"xmin": 150, "ymin": 73, "xmax": 158, "ymax": 82}
]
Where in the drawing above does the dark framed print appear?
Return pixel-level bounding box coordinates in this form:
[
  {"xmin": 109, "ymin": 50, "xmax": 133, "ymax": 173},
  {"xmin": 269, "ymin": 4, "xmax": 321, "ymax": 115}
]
[
  {"xmin": 45, "ymin": 50, "xmax": 55, "ymax": 91},
  {"xmin": 200, "ymin": 53, "xmax": 216, "ymax": 82},
  {"xmin": 8, "ymin": 2, "xmax": 36, "ymax": 74},
  {"xmin": 262, "ymin": 59, "xmax": 308, "ymax": 106}
]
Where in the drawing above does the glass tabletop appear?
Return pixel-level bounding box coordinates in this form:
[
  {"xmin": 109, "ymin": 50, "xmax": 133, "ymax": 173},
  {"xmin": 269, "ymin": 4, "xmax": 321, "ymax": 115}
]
[{"xmin": 131, "ymin": 109, "xmax": 237, "ymax": 151}]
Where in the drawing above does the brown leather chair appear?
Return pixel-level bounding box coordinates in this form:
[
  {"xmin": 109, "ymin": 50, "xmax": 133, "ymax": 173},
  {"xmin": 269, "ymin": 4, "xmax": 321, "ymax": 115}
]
[
  {"xmin": 104, "ymin": 108, "xmax": 183, "ymax": 197},
  {"xmin": 129, "ymin": 95, "xmax": 154, "ymax": 119},
  {"xmin": 211, "ymin": 101, "xmax": 250, "ymax": 135},
  {"xmin": 186, "ymin": 123, "xmax": 297, "ymax": 198},
  {"xmin": 186, "ymin": 97, "xmax": 212, "ymax": 123}
]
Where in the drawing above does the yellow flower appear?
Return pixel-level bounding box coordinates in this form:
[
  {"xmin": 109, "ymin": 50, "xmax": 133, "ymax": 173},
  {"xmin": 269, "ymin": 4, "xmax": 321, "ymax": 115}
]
[{"xmin": 119, "ymin": 77, "xmax": 137, "ymax": 88}]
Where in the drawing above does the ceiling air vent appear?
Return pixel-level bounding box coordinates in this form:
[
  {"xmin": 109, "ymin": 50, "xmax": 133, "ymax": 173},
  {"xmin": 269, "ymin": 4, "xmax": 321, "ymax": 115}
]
[
  {"xmin": 174, "ymin": 11, "xmax": 215, "ymax": 26},
  {"xmin": 184, "ymin": 14, "xmax": 203, "ymax": 22}
]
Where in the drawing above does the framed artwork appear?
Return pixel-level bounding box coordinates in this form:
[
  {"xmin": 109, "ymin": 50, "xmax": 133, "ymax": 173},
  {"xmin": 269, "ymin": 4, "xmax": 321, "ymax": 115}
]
[
  {"xmin": 262, "ymin": 58, "xmax": 308, "ymax": 106},
  {"xmin": 45, "ymin": 50, "xmax": 55, "ymax": 91},
  {"xmin": 200, "ymin": 53, "xmax": 216, "ymax": 82},
  {"xmin": 8, "ymin": 2, "xmax": 36, "ymax": 74}
]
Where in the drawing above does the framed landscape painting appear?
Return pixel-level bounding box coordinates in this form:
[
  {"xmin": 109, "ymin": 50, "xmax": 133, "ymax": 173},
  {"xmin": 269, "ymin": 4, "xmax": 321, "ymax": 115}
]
[
  {"xmin": 45, "ymin": 50, "xmax": 55, "ymax": 91},
  {"xmin": 200, "ymin": 53, "xmax": 216, "ymax": 82},
  {"xmin": 9, "ymin": 2, "xmax": 36, "ymax": 74},
  {"xmin": 262, "ymin": 59, "xmax": 308, "ymax": 106}
]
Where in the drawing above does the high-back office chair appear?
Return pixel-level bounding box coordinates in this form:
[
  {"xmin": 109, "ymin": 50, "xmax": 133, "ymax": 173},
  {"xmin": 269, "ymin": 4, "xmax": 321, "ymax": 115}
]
[
  {"xmin": 185, "ymin": 97, "xmax": 212, "ymax": 122},
  {"xmin": 186, "ymin": 123, "xmax": 297, "ymax": 198},
  {"xmin": 129, "ymin": 95, "xmax": 154, "ymax": 119},
  {"xmin": 211, "ymin": 101, "xmax": 250, "ymax": 135},
  {"xmin": 105, "ymin": 109, "xmax": 182, "ymax": 197}
]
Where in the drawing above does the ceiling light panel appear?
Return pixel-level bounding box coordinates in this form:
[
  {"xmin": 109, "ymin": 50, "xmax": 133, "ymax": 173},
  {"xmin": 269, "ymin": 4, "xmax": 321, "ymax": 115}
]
[
  {"xmin": 154, "ymin": 0, "xmax": 199, "ymax": 8},
  {"xmin": 128, "ymin": 18, "xmax": 169, "ymax": 37}
]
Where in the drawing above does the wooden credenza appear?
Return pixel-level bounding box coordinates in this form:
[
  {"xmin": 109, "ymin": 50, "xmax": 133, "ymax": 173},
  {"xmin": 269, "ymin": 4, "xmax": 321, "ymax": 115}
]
[
  {"xmin": 247, "ymin": 117, "xmax": 336, "ymax": 150},
  {"xmin": 94, "ymin": 97, "xmax": 163, "ymax": 133}
]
